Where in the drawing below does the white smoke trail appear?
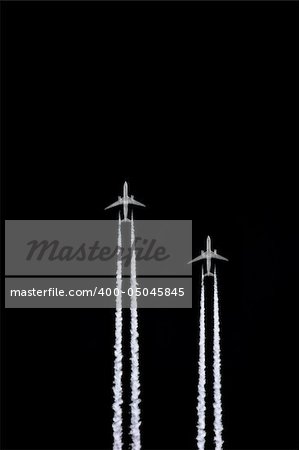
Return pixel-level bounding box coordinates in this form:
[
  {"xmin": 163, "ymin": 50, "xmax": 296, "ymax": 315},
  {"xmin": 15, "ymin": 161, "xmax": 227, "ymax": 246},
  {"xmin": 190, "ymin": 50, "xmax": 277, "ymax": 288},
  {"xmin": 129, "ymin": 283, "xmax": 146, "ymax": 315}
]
[
  {"xmin": 129, "ymin": 213, "xmax": 141, "ymax": 450},
  {"xmin": 197, "ymin": 268, "xmax": 206, "ymax": 450},
  {"xmin": 213, "ymin": 269, "xmax": 223, "ymax": 450},
  {"xmin": 112, "ymin": 215, "xmax": 123, "ymax": 450}
]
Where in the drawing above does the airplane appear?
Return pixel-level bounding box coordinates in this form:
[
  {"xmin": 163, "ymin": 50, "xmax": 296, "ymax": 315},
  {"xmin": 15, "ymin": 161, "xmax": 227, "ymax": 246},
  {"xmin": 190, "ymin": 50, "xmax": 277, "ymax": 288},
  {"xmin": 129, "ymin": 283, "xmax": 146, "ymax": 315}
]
[
  {"xmin": 105, "ymin": 181, "xmax": 145, "ymax": 222},
  {"xmin": 188, "ymin": 235, "xmax": 228, "ymax": 276}
]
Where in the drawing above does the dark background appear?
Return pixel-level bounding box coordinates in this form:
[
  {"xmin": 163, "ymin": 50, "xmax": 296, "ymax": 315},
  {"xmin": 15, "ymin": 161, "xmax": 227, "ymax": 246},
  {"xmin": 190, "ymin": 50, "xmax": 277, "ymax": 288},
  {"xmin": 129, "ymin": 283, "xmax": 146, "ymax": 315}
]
[{"xmin": 1, "ymin": 2, "xmax": 296, "ymax": 449}]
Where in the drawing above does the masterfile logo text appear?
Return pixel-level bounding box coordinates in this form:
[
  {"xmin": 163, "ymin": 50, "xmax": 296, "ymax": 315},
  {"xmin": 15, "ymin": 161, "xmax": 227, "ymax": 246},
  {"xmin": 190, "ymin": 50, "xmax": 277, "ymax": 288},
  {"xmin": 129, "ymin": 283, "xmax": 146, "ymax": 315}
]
[{"xmin": 5, "ymin": 220, "xmax": 191, "ymax": 276}]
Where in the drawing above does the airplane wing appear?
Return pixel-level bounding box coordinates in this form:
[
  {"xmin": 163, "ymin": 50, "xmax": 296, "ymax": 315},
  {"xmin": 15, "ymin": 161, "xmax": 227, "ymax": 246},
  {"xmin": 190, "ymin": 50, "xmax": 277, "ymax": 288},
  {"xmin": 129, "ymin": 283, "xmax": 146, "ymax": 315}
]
[
  {"xmin": 128, "ymin": 197, "xmax": 146, "ymax": 207},
  {"xmin": 187, "ymin": 252, "xmax": 207, "ymax": 264},
  {"xmin": 104, "ymin": 199, "xmax": 123, "ymax": 210},
  {"xmin": 211, "ymin": 252, "xmax": 228, "ymax": 261}
]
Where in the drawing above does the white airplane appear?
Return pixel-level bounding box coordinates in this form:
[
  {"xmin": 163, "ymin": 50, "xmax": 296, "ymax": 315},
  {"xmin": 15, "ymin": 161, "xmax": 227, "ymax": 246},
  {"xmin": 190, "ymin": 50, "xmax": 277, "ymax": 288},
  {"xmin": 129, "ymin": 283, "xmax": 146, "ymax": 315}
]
[
  {"xmin": 105, "ymin": 181, "xmax": 145, "ymax": 222},
  {"xmin": 188, "ymin": 235, "xmax": 228, "ymax": 276}
]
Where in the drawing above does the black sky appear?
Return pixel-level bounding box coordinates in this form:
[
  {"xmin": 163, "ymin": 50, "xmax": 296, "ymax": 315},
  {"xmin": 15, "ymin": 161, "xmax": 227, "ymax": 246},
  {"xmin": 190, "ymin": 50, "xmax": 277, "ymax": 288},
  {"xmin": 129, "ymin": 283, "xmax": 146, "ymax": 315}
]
[{"xmin": 1, "ymin": 2, "xmax": 297, "ymax": 449}]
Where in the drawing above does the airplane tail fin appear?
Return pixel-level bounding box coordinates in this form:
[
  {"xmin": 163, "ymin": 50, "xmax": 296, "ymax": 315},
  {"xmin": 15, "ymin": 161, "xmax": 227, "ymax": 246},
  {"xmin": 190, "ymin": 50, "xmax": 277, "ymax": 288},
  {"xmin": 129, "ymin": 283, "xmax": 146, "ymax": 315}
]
[{"xmin": 204, "ymin": 272, "xmax": 215, "ymax": 278}]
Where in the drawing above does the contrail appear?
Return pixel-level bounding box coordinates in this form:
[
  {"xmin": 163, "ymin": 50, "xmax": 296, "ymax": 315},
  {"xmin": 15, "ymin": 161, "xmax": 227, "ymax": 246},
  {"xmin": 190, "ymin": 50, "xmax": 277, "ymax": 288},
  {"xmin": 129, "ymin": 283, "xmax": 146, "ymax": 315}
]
[
  {"xmin": 130, "ymin": 213, "xmax": 141, "ymax": 450},
  {"xmin": 213, "ymin": 269, "xmax": 223, "ymax": 450},
  {"xmin": 112, "ymin": 215, "xmax": 123, "ymax": 450},
  {"xmin": 197, "ymin": 268, "xmax": 206, "ymax": 450}
]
